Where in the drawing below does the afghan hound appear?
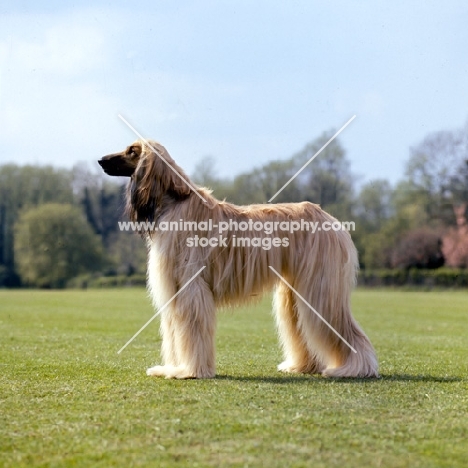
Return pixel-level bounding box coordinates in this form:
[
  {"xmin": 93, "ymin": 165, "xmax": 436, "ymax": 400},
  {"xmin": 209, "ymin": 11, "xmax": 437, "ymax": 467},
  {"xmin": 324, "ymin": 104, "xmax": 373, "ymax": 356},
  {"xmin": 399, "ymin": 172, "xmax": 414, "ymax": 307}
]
[{"xmin": 98, "ymin": 140, "xmax": 378, "ymax": 379}]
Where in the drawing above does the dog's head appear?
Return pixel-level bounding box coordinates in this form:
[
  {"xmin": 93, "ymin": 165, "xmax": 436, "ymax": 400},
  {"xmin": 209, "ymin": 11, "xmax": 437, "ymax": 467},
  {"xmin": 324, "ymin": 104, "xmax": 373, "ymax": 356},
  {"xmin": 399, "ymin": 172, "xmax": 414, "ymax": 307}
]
[
  {"xmin": 98, "ymin": 140, "xmax": 192, "ymax": 223},
  {"xmin": 98, "ymin": 142, "xmax": 143, "ymax": 177}
]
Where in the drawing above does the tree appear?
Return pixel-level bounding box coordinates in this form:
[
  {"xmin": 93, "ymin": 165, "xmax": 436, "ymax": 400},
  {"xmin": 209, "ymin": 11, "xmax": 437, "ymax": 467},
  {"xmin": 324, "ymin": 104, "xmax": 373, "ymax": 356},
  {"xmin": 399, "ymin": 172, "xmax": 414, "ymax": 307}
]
[
  {"xmin": 361, "ymin": 184, "xmax": 434, "ymax": 270},
  {"xmin": 72, "ymin": 162, "xmax": 127, "ymax": 245},
  {"xmin": 352, "ymin": 179, "xmax": 394, "ymax": 267},
  {"xmin": 107, "ymin": 231, "xmax": 147, "ymax": 276},
  {"xmin": 222, "ymin": 132, "xmax": 355, "ymax": 218},
  {"xmin": 192, "ymin": 156, "xmax": 220, "ymax": 188},
  {"xmin": 293, "ymin": 132, "xmax": 354, "ymax": 219},
  {"xmin": 0, "ymin": 165, "xmax": 74, "ymax": 286},
  {"xmin": 14, "ymin": 203, "xmax": 105, "ymax": 288},
  {"xmin": 391, "ymin": 228, "xmax": 444, "ymax": 269},
  {"xmin": 355, "ymin": 180, "xmax": 393, "ymax": 233},
  {"xmin": 405, "ymin": 127, "xmax": 468, "ymax": 225},
  {"xmin": 442, "ymin": 204, "xmax": 468, "ymax": 268},
  {"xmin": 191, "ymin": 156, "xmax": 236, "ymax": 201},
  {"xmin": 229, "ymin": 159, "xmax": 299, "ymax": 205}
]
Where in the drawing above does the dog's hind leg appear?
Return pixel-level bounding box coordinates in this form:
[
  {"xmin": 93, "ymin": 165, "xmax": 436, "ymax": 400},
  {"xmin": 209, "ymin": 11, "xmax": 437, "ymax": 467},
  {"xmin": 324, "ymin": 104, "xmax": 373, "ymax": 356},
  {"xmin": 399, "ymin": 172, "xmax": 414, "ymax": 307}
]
[
  {"xmin": 296, "ymin": 296, "xmax": 378, "ymax": 379},
  {"xmin": 320, "ymin": 318, "xmax": 379, "ymax": 378},
  {"xmin": 274, "ymin": 282, "xmax": 323, "ymax": 374},
  {"xmin": 293, "ymin": 239, "xmax": 379, "ymax": 378}
]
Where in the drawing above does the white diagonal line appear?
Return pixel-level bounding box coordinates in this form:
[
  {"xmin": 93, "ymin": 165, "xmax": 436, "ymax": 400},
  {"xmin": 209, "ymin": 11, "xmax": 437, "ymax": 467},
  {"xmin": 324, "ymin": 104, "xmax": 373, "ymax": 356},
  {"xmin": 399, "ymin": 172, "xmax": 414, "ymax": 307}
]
[
  {"xmin": 268, "ymin": 266, "xmax": 357, "ymax": 353},
  {"xmin": 118, "ymin": 114, "xmax": 208, "ymax": 204},
  {"xmin": 117, "ymin": 266, "xmax": 206, "ymax": 354},
  {"xmin": 268, "ymin": 115, "xmax": 356, "ymax": 203}
]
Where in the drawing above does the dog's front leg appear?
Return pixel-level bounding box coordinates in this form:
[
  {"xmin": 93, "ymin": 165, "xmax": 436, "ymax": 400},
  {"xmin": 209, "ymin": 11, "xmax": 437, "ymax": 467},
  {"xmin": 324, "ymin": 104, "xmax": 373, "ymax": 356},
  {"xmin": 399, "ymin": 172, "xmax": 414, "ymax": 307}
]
[{"xmin": 148, "ymin": 279, "xmax": 216, "ymax": 379}]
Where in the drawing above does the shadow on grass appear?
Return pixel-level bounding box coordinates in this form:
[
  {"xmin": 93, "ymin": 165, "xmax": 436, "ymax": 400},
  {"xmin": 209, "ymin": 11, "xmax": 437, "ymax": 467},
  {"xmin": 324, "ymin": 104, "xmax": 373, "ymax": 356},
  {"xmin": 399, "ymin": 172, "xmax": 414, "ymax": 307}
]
[
  {"xmin": 215, "ymin": 373, "xmax": 463, "ymax": 384},
  {"xmin": 379, "ymin": 373, "xmax": 463, "ymax": 383}
]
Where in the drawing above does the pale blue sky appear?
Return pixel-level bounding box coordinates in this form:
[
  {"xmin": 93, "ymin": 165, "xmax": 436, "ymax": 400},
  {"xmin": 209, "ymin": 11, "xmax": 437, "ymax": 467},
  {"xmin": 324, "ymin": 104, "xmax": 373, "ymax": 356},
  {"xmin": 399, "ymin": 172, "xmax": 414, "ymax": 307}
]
[{"xmin": 1, "ymin": 1, "xmax": 467, "ymax": 186}]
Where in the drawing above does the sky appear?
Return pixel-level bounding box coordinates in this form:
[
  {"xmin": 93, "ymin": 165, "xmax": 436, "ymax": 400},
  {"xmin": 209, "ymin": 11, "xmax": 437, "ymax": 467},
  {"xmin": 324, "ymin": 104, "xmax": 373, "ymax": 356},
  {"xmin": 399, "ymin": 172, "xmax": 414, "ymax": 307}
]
[{"xmin": 1, "ymin": 1, "xmax": 468, "ymax": 187}]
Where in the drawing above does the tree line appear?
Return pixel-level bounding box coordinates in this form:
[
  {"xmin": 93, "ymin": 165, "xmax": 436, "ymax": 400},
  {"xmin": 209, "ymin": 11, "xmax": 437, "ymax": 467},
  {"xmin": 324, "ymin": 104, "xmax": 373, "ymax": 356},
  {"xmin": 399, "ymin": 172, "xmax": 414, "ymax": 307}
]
[{"xmin": 1, "ymin": 124, "xmax": 467, "ymax": 288}]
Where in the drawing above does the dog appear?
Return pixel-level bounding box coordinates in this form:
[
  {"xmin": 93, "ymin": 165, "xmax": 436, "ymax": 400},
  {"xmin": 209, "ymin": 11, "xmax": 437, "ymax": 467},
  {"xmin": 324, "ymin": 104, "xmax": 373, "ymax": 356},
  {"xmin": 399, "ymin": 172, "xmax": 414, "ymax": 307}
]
[{"xmin": 98, "ymin": 140, "xmax": 378, "ymax": 379}]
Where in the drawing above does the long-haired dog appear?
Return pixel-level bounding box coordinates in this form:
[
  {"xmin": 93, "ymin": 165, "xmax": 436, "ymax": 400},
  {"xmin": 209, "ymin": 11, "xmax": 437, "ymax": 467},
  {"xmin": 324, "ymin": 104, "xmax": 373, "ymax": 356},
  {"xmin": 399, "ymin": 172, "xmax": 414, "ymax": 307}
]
[{"xmin": 98, "ymin": 140, "xmax": 378, "ymax": 379}]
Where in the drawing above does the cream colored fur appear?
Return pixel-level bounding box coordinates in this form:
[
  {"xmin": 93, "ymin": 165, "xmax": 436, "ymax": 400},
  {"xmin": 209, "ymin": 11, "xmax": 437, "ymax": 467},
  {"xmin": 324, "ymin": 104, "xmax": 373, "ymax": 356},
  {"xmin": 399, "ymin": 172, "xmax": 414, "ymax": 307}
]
[{"xmin": 116, "ymin": 141, "xmax": 380, "ymax": 380}]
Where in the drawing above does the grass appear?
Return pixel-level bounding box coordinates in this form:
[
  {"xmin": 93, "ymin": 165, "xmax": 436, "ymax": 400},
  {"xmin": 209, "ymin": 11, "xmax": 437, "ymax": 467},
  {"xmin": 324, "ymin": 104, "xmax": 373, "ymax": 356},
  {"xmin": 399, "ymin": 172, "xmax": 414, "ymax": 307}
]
[{"xmin": 1, "ymin": 288, "xmax": 467, "ymax": 467}]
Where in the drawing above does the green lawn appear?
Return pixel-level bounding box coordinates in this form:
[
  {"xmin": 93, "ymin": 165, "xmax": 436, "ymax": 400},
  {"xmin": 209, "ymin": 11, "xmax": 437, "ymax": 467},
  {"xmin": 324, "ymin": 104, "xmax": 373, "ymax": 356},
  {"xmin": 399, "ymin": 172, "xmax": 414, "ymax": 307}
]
[{"xmin": 1, "ymin": 288, "xmax": 467, "ymax": 467}]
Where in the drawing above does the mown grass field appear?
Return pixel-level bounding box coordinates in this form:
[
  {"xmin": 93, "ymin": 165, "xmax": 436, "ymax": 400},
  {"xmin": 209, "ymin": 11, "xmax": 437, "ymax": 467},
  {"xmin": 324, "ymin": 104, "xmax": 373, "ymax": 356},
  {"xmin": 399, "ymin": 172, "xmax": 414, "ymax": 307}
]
[{"xmin": 1, "ymin": 288, "xmax": 467, "ymax": 467}]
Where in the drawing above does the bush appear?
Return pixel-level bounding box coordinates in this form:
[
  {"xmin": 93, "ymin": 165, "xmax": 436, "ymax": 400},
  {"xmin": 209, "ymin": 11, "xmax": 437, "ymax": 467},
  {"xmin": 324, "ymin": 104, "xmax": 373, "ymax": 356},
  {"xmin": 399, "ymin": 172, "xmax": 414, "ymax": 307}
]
[
  {"xmin": 67, "ymin": 274, "xmax": 147, "ymax": 289},
  {"xmin": 391, "ymin": 228, "xmax": 444, "ymax": 269},
  {"xmin": 14, "ymin": 203, "xmax": 106, "ymax": 288},
  {"xmin": 359, "ymin": 268, "xmax": 468, "ymax": 288}
]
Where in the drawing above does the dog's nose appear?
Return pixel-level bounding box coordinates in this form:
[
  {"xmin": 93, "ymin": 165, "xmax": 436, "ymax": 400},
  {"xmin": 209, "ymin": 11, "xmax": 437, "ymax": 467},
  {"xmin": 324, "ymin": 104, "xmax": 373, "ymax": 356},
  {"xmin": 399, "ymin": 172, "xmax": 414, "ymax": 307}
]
[
  {"xmin": 97, "ymin": 153, "xmax": 136, "ymax": 177},
  {"xmin": 99, "ymin": 153, "xmax": 116, "ymax": 162}
]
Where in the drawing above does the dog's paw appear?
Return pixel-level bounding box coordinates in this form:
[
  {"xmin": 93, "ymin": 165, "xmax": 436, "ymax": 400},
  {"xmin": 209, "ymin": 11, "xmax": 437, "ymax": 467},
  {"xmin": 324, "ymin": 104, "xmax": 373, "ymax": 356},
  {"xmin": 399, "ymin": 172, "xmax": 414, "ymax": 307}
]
[
  {"xmin": 146, "ymin": 365, "xmax": 173, "ymax": 377},
  {"xmin": 164, "ymin": 366, "xmax": 197, "ymax": 379},
  {"xmin": 147, "ymin": 365, "xmax": 214, "ymax": 379},
  {"xmin": 278, "ymin": 360, "xmax": 323, "ymax": 374},
  {"xmin": 277, "ymin": 361, "xmax": 300, "ymax": 373},
  {"xmin": 146, "ymin": 365, "xmax": 195, "ymax": 379}
]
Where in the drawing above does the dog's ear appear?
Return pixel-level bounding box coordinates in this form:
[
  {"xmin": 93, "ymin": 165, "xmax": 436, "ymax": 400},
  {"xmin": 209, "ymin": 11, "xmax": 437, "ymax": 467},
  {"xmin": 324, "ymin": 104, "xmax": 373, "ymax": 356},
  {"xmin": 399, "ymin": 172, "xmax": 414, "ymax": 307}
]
[
  {"xmin": 156, "ymin": 145, "xmax": 192, "ymax": 200},
  {"xmin": 127, "ymin": 143, "xmax": 192, "ymax": 222}
]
